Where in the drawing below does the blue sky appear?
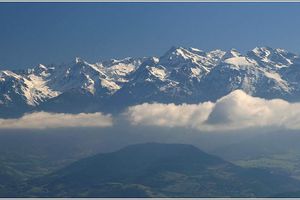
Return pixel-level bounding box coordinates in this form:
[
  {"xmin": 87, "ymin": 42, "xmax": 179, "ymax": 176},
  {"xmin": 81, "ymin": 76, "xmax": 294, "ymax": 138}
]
[{"xmin": 1, "ymin": 2, "xmax": 300, "ymax": 69}]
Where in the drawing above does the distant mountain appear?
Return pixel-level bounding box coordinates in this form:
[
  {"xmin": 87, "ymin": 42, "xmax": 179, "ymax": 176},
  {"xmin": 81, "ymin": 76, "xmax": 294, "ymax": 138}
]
[
  {"xmin": 2, "ymin": 46, "xmax": 300, "ymax": 117},
  {"xmin": 11, "ymin": 143, "xmax": 300, "ymax": 197}
]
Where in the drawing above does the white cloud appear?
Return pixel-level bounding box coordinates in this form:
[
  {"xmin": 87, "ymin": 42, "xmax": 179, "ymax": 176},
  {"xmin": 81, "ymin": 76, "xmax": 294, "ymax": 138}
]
[
  {"xmin": 126, "ymin": 102, "xmax": 214, "ymax": 128},
  {"xmin": 126, "ymin": 90, "xmax": 300, "ymax": 132},
  {"xmin": 0, "ymin": 112, "xmax": 113, "ymax": 129}
]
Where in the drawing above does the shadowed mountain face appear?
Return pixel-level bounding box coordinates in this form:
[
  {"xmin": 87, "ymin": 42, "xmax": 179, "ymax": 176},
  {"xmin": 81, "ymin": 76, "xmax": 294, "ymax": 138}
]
[
  {"xmin": 2, "ymin": 46, "xmax": 300, "ymax": 117},
  {"xmin": 7, "ymin": 143, "xmax": 300, "ymax": 198}
]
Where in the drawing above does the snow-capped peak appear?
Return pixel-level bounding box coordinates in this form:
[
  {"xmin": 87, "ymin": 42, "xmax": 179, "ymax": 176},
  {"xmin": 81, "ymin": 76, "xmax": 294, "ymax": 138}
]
[
  {"xmin": 250, "ymin": 46, "xmax": 278, "ymax": 60},
  {"xmin": 250, "ymin": 46, "xmax": 289, "ymax": 56},
  {"xmin": 188, "ymin": 47, "xmax": 206, "ymax": 56},
  {"xmin": 37, "ymin": 64, "xmax": 47, "ymax": 71},
  {"xmin": 223, "ymin": 49, "xmax": 257, "ymax": 67},
  {"xmin": 75, "ymin": 57, "xmax": 87, "ymax": 64},
  {"xmin": 75, "ymin": 57, "xmax": 81, "ymax": 64},
  {"xmin": 247, "ymin": 46, "xmax": 298, "ymax": 68},
  {"xmin": 252, "ymin": 46, "xmax": 272, "ymax": 54},
  {"xmin": 159, "ymin": 46, "xmax": 211, "ymax": 69},
  {"xmin": 161, "ymin": 46, "xmax": 191, "ymax": 60},
  {"xmin": 32, "ymin": 64, "xmax": 51, "ymax": 78},
  {"xmin": 112, "ymin": 57, "xmax": 132, "ymax": 63},
  {"xmin": 189, "ymin": 47, "xmax": 203, "ymax": 52},
  {"xmin": 223, "ymin": 49, "xmax": 242, "ymax": 60},
  {"xmin": 207, "ymin": 49, "xmax": 226, "ymax": 58}
]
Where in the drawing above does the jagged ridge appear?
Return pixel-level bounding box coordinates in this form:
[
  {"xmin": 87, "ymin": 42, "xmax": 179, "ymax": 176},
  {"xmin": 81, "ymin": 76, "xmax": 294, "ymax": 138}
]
[{"xmin": 1, "ymin": 46, "xmax": 300, "ymax": 117}]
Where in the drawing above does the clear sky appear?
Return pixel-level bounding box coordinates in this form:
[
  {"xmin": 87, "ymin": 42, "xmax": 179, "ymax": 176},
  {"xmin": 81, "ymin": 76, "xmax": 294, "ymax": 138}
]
[{"xmin": 1, "ymin": 2, "xmax": 300, "ymax": 69}]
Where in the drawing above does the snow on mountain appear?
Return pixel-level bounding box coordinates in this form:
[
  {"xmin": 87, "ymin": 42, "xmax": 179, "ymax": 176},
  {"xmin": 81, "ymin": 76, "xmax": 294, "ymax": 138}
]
[
  {"xmin": 0, "ymin": 57, "xmax": 142, "ymax": 112},
  {"xmin": 112, "ymin": 47, "xmax": 225, "ymax": 105},
  {"xmin": 201, "ymin": 48, "xmax": 293, "ymax": 101},
  {"xmin": 247, "ymin": 46, "xmax": 300, "ymax": 69},
  {"xmin": 159, "ymin": 46, "xmax": 224, "ymax": 72},
  {"xmin": 224, "ymin": 56, "xmax": 256, "ymax": 67},
  {"xmin": 111, "ymin": 57, "xmax": 178, "ymax": 105},
  {"xmin": 47, "ymin": 57, "xmax": 118, "ymax": 95},
  {"xmin": 100, "ymin": 57, "xmax": 144, "ymax": 83},
  {"xmin": 206, "ymin": 49, "xmax": 226, "ymax": 65},
  {"xmin": 223, "ymin": 49, "xmax": 242, "ymax": 60},
  {"xmin": 1, "ymin": 46, "xmax": 300, "ymax": 116},
  {"xmin": 0, "ymin": 70, "xmax": 58, "ymax": 107}
]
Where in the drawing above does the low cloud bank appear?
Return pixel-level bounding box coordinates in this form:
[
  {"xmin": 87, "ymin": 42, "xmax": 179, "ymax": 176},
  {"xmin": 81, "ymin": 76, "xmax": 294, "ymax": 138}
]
[
  {"xmin": 2, "ymin": 90, "xmax": 300, "ymax": 132},
  {"xmin": 0, "ymin": 112, "xmax": 113, "ymax": 129},
  {"xmin": 126, "ymin": 90, "xmax": 300, "ymax": 132}
]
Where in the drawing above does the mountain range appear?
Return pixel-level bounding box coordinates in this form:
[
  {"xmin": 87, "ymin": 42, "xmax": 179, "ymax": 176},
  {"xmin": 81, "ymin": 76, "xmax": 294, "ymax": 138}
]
[{"xmin": 2, "ymin": 46, "xmax": 300, "ymax": 117}]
